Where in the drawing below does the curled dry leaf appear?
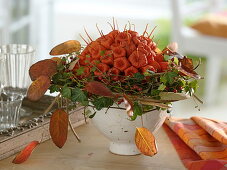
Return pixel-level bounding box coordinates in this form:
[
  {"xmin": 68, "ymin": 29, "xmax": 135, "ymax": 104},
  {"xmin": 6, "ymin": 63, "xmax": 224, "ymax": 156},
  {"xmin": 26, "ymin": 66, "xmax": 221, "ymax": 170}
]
[
  {"xmin": 139, "ymin": 100, "xmax": 170, "ymax": 109},
  {"xmin": 50, "ymin": 40, "xmax": 81, "ymax": 56},
  {"xmin": 177, "ymin": 56, "xmax": 202, "ymax": 79},
  {"xmin": 29, "ymin": 59, "xmax": 57, "ymax": 81},
  {"xmin": 135, "ymin": 127, "xmax": 158, "ymax": 156},
  {"xmin": 123, "ymin": 94, "xmax": 134, "ymax": 117},
  {"xmin": 12, "ymin": 141, "xmax": 39, "ymax": 164},
  {"xmin": 68, "ymin": 58, "xmax": 79, "ymax": 70},
  {"xmin": 85, "ymin": 81, "xmax": 114, "ymax": 97},
  {"xmin": 49, "ymin": 109, "xmax": 69, "ymax": 148},
  {"xmin": 159, "ymin": 92, "xmax": 190, "ymax": 101},
  {"xmin": 27, "ymin": 75, "xmax": 51, "ymax": 101}
]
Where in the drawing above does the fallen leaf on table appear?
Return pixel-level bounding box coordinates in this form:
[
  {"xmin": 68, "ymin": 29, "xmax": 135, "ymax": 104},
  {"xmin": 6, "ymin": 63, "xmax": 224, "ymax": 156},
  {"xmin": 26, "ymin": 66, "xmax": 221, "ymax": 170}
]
[
  {"xmin": 12, "ymin": 141, "xmax": 39, "ymax": 164},
  {"xmin": 135, "ymin": 127, "xmax": 158, "ymax": 156}
]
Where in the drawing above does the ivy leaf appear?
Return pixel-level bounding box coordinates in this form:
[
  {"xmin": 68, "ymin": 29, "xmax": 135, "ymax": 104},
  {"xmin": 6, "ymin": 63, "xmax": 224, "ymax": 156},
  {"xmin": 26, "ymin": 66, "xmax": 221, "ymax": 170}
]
[
  {"xmin": 158, "ymin": 84, "xmax": 166, "ymax": 91},
  {"xmin": 133, "ymin": 102, "xmax": 143, "ymax": 116},
  {"xmin": 134, "ymin": 72, "xmax": 145, "ymax": 81},
  {"xmin": 92, "ymin": 97, "xmax": 114, "ymax": 110},
  {"xmin": 76, "ymin": 67, "xmax": 85, "ymax": 76},
  {"xmin": 189, "ymin": 80, "xmax": 198, "ymax": 92},
  {"xmin": 165, "ymin": 72, "xmax": 178, "ymax": 85},
  {"xmin": 71, "ymin": 87, "xmax": 88, "ymax": 105},
  {"xmin": 49, "ymin": 84, "xmax": 60, "ymax": 93},
  {"xmin": 62, "ymin": 86, "xmax": 71, "ymax": 98},
  {"xmin": 150, "ymin": 89, "xmax": 160, "ymax": 97}
]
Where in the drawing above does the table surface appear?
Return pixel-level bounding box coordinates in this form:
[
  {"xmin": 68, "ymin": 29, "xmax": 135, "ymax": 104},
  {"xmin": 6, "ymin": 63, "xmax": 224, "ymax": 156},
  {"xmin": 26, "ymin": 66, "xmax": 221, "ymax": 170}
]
[{"xmin": 0, "ymin": 122, "xmax": 185, "ymax": 170}]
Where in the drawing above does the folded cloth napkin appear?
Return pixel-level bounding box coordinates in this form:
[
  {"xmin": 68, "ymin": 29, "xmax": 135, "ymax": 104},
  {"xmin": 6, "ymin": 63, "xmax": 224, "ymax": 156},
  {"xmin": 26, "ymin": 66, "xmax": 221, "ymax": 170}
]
[{"xmin": 164, "ymin": 117, "xmax": 227, "ymax": 170}]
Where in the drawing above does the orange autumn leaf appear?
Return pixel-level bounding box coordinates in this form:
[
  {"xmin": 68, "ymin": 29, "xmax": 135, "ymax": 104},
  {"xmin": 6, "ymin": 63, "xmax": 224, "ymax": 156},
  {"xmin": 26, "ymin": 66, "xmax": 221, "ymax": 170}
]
[
  {"xmin": 29, "ymin": 59, "xmax": 57, "ymax": 81},
  {"xmin": 12, "ymin": 141, "xmax": 39, "ymax": 164},
  {"xmin": 50, "ymin": 40, "xmax": 81, "ymax": 55},
  {"xmin": 49, "ymin": 109, "xmax": 69, "ymax": 148},
  {"xmin": 85, "ymin": 81, "xmax": 114, "ymax": 97},
  {"xmin": 135, "ymin": 127, "xmax": 158, "ymax": 156},
  {"xmin": 27, "ymin": 75, "xmax": 51, "ymax": 101}
]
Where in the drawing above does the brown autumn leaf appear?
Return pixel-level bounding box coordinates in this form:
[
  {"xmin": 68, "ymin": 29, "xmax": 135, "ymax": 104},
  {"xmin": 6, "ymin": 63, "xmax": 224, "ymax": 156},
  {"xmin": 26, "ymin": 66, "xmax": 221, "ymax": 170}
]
[
  {"xmin": 123, "ymin": 94, "xmax": 134, "ymax": 117},
  {"xmin": 29, "ymin": 59, "xmax": 57, "ymax": 81},
  {"xmin": 135, "ymin": 127, "xmax": 158, "ymax": 156},
  {"xmin": 85, "ymin": 81, "xmax": 114, "ymax": 97},
  {"xmin": 177, "ymin": 56, "xmax": 201, "ymax": 79},
  {"xmin": 12, "ymin": 141, "xmax": 39, "ymax": 164},
  {"xmin": 50, "ymin": 40, "xmax": 81, "ymax": 56},
  {"xmin": 27, "ymin": 75, "xmax": 51, "ymax": 101},
  {"xmin": 49, "ymin": 109, "xmax": 69, "ymax": 148}
]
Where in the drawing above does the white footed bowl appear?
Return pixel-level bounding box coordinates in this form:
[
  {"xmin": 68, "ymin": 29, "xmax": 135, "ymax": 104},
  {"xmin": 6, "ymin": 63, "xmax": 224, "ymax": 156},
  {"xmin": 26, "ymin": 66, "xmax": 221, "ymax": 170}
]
[{"xmin": 91, "ymin": 106, "xmax": 167, "ymax": 155}]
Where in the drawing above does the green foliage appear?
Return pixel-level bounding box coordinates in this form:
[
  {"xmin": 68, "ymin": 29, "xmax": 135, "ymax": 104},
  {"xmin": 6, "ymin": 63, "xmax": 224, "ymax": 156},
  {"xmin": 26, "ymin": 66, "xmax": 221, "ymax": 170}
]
[
  {"xmin": 133, "ymin": 102, "xmax": 143, "ymax": 116},
  {"xmin": 62, "ymin": 86, "xmax": 71, "ymax": 98},
  {"xmin": 92, "ymin": 97, "xmax": 114, "ymax": 111},
  {"xmin": 71, "ymin": 88, "xmax": 88, "ymax": 105}
]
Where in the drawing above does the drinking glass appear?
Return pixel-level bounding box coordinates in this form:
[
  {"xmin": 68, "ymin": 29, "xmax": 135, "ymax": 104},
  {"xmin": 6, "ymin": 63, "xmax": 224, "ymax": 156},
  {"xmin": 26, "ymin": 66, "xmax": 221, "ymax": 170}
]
[
  {"xmin": 0, "ymin": 93, "xmax": 23, "ymax": 130},
  {"xmin": 0, "ymin": 44, "xmax": 35, "ymax": 127},
  {"xmin": 0, "ymin": 44, "xmax": 35, "ymax": 96}
]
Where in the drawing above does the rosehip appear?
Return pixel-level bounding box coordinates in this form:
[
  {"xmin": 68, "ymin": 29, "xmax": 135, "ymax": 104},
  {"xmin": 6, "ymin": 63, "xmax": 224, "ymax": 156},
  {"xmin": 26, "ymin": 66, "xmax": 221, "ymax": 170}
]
[
  {"xmin": 133, "ymin": 85, "xmax": 139, "ymax": 89},
  {"xmin": 118, "ymin": 99, "xmax": 124, "ymax": 105},
  {"xmin": 138, "ymin": 87, "xmax": 142, "ymax": 91}
]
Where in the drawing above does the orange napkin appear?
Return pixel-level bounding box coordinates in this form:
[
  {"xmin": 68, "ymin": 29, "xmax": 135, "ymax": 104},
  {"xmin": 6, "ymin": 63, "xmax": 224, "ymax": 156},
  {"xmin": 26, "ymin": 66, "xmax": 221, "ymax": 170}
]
[
  {"xmin": 165, "ymin": 117, "xmax": 227, "ymax": 160},
  {"xmin": 191, "ymin": 116, "xmax": 227, "ymax": 145}
]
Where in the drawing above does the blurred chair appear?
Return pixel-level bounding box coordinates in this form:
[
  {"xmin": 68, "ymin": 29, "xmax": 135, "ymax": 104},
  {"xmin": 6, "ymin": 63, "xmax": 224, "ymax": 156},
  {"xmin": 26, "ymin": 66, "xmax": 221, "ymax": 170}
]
[{"xmin": 170, "ymin": 0, "xmax": 227, "ymax": 105}]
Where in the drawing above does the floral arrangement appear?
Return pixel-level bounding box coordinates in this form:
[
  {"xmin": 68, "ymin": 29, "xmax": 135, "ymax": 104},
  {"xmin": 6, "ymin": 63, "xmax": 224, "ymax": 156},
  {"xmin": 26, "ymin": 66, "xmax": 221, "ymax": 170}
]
[{"xmin": 12, "ymin": 21, "xmax": 202, "ymax": 163}]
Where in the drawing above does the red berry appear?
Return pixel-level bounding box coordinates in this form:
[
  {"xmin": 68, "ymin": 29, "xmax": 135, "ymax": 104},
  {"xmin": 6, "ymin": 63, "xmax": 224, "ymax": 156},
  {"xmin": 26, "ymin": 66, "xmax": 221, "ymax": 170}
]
[
  {"xmin": 173, "ymin": 89, "xmax": 177, "ymax": 93},
  {"xmin": 118, "ymin": 99, "xmax": 124, "ymax": 104},
  {"xmin": 133, "ymin": 85, "xmax": 139, "ymax": 89}
]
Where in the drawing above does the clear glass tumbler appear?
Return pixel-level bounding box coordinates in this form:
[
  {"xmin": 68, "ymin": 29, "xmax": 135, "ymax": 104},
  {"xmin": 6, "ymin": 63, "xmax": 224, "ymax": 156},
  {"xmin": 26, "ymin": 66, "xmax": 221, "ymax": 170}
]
[
  {"xmin": 0, "ymin": 93, "xmax": 23, "ymax": 130},
  {"xmin": 0, "ymin": 44, "xmax": 35, "ymax": 124},
  {"xmin": 0, "ymin": 44, "xmax": 35, "ymax": 96}
]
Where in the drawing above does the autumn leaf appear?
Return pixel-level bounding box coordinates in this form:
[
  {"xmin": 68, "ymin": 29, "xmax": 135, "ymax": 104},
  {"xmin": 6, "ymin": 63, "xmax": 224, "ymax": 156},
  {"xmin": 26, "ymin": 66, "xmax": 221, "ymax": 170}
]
[
  {"xmin": 29, "ymin": 59, "xmax": 57, "ymax": 81},
  {"xmin": 50, "ymin": 40, "xmax": 81, "ymax": 55},
  {"xmin": 135, "ymin": 127, "xmax": 158, "ymax": 156},
  {"xmin": 12, "ymin": 141, "xmax": 39, "ymax": 164},
  {"xmin": 177, "ymin": 56, "xmax": 202, "ymax": 79},
  {"xmin": 49, "ymin": 109, "xmax": 69, "ymax": 148},
  {"xmin": 51, "ymin": 57, "xmax": 62, "ymax": 65},
  {"xmin": 85, "ymin": 81, "xmax": 114, "ymax": 97},
  {"xmin": 27, "ymin": 75, "xmax": 51, "ymax": 101}
]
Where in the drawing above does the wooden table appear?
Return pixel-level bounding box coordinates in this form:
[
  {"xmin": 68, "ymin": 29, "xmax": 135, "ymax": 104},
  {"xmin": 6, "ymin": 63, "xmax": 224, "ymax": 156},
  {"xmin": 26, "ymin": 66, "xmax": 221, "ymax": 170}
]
[{"xmin": 0, "ymin": 122, "xmax": 185, "ymax": 170}]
